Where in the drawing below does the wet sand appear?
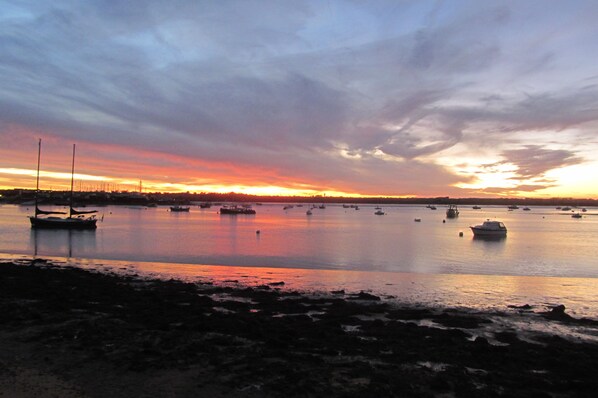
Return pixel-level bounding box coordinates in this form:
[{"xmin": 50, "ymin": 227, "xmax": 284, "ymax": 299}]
[{"xmin": 1, "ymin": 259, "xmax": 597, "ymax": 397}]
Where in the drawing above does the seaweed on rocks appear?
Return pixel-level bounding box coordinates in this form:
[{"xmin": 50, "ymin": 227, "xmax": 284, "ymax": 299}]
[{"xmin": 1, "ymin": 260, "xmax": 598, "ymax": 398}]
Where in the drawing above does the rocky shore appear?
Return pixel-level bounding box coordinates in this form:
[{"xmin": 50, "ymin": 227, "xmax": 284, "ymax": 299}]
[{"xmin": 1, "ymin": 259, "xmax": 598, "ymax": 397}]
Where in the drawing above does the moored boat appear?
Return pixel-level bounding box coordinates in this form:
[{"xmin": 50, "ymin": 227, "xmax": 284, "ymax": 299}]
[
  {"xmin": 446, "ymin": 204, "xmax": 459, "ymax": 218},
  {"xmin": 29, "ymin": 140, "xmax": 98, "ymax": 230},
  {"xmin": 220, "ymin": 205, "xmax": 256, "ymax": 215},
  {"xmin": 470, "ymin": 220, "xmax": 507, "ymax": 237}
]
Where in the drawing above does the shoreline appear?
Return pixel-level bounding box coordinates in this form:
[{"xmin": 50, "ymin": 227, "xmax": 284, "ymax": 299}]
[
  {"xmin": 3, "ymin": 252, "xmax": 598, "ymax": 319},
  {"xmin": 2, "ymin": 259, "xmax": 598, "ymax": 397}
]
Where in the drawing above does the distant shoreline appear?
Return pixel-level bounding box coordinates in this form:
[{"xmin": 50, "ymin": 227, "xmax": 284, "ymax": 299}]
[
  {"xmin": 2, "ymin": 188, "xmax": 597, "ymax": 207},
  {"xmin": 1, "ymin": 258, "xmax": 598, "ymax": 397}
]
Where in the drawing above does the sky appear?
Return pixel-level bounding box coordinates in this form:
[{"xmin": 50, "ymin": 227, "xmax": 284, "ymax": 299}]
[{"xmin": 1, "ymin": 0, "xmax": 598, "ymax": 198}]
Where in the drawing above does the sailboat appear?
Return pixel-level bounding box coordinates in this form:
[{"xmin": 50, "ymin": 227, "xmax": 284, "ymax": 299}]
[{"xmin": 29, "ymin": 140, "xmax": 98, "ymax": 229}]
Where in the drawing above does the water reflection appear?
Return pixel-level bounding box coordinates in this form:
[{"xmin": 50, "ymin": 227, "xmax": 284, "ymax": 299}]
[
  {"xmin": 472, "ymin": 235, "xmax": 507, "ymax": 242},
  {"xmin": 30, "ymin": 228, "xmax": 96, "ymax": 258}
]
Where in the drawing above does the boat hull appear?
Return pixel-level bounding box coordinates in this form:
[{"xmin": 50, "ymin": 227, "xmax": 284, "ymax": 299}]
[
  {"xmin": 170, "ymin": 207, "xmax": 190, "ymax": 212},
  {"xmin": 446, "ymin": 210, "xmax": 459, "ymax": 218},
  {"xmin": 219, "ymin": 208, "xmax": 256, "ymax": 215},
  {"xmin": 30, "ymin": 216, "xmax": 97, "ymax": 229},
  {"xmin": 470, "ymin": 227, "xmax": 506, "ymax": 237}
]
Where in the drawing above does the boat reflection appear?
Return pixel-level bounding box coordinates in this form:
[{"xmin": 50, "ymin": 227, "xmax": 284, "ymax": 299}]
[
  {"xmin": 472, "ymin": 235, "xmax": 507, "ymax": 242},
  {"xmin": 30, "ymin": 228, "xmax": 97, "ymax": 258}
]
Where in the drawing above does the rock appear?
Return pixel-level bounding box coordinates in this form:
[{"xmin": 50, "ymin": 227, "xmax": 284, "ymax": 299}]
[
  {"xmin": 348, "ymin": 291, "xmax": 381, "ymax": 301},
  {"xmin": 542, "ymin": 304, "xmax": 573, "ymax": 322}
]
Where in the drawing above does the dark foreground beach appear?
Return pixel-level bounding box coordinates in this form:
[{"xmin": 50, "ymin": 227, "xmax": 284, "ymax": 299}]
[{"xmin": 1, "ymin": 259, "xmax": 598, "ymax": 397}]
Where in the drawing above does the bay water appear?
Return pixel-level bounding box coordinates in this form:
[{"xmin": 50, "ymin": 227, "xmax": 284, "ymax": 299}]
[{"xmin": 1, "ymin": 203, "xmax": 597, "ymax": 318}]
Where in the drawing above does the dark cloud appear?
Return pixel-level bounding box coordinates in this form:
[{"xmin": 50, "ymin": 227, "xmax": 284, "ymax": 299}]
[{"xmin": 500, "ymin": 145, "xmax": 582, "ymax": 180}]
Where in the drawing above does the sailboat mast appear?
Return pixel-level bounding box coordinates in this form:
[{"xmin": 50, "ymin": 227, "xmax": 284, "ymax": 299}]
[
  {"xmin": 69, "ymin": 144, "xmax": 76, "ymax": 217},
  {"xmin": 34, "ymin": 138, "xmax": 41, "ymax": 214}
]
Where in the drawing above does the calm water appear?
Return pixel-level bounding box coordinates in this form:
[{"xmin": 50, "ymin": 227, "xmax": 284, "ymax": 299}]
[{"xmin": 2, "ymin": 203, "xmax": 598, "ymax": 317}]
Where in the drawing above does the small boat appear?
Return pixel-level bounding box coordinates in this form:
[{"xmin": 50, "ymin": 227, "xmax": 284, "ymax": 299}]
[
  {"xmin": 472, "ymin": 206, "xmax": 482, "ymax": 210},
  {"xmin": 354, "ymin": 206, "xmax": 359, "ymax": 210},
  {"xmin": 446, "ymin": 204, "xmax": 459, "ymax": 218},
  {"xmin": 319, "ymin": 204, "xmax": 326, "ymax": 209},
  {"xmin": 523, "ymin": 207, "xmax": 531, "ymax": 211},
  {"xmin": 470, "ymin": 220, "xmax": 507, "ymax": 237},
  {"xmin": 29, "ymin": 140, "xmax": 98, "ymax": 230},
  {"xmin": 572, "ymin": 213, "xmax": 582, "ymax": 219},
  {"xmin": 508, "ymin": 205, "xmax": 519, "ymax": 210},
  {"xmin": 582, "ymin": 208, "xmax": 587, "ymax": 212},
  {"xmin": 283, "ymin": 205, "xmax": 294, "ymax": 210},
  {"xmin": 220, "ymin": 205, "xmax": 256, "ymax": 215},
  {"xmin": 374, "ymin": 210, "xmax": 385, "ymax": 215},
  {"xmin": 414, "ymin": 218, "xmax": 421, "ymax": 222},
  {"xmin": 561, "ymin": 207, "xmax": 571, "ymax": 211},
  {"xmin": 199, "ymin": 202, "xmax": 212, "ymax": 208},
  {"xmin": 429, "ymin": 205, "xmax": 437, "ymax": 210},
  {"xmin": 170, "ymin": 206, "xmax": 190, "ymax": 212},
  {"xmin": 342, "ymin": 204, "xmax": 350, "ymax": 208},
  {"xmin": 306, "ymin": 209, "xmax": 312, "ymax": 216}
]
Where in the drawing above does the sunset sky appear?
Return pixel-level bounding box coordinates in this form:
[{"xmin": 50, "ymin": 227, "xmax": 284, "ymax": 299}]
[{"xmin": 1, "ymin": 0, "xmax": 598, "ymax": 198}]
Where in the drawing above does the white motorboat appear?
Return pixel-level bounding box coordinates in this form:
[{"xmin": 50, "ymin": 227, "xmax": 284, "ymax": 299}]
[{"xmin": 470, "ymin": 220, "xmax": 507, "ymax": 237}]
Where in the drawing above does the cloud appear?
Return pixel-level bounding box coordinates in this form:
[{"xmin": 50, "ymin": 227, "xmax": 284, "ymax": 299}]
[
  {"xmin": 1, "ymin": 1, "xmax": 598, "ymax": 196},
  {"xmin": 500, "ymin": 145, "xmax": 582, "ymax": 180}
]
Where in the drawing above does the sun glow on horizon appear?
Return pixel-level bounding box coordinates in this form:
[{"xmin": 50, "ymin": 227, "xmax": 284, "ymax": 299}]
[{"xmin": 0, "ymin": 167, "xmax": 407, "ymax": 198}]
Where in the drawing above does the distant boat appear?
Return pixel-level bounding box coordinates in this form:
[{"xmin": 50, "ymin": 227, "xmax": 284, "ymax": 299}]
[
  {"xmin": 572, "ymin": 213, "xmax": 582, "ymax": 219},
  {"xmin": 508, "ymin": 205, "xmax": 519, "ymax": 210},
  {"xmin": 342, "ymin": 204, "xmax": 350, "ymax": 208},
  {"xmin": 199, "ymin": 202, "xmax": 212, "ymax": 208},
  {"xmin": 374, "ymin": 210, "xmax": 385, "ymax": 215},
  {"xmin": 582, "ymin": 208, "xmax": 587, "ymax": 212},
  {"xmin": 561, "ymin": 207, "xmax": 571, "ymax": 211},
  {"xmin": 523, "ymin": 207, "xmax": 531, "ymax": 211},
  {"xmin": 29, "ymin": 140, "xmax": 98, "ymax": 230},
  {"xmin": 220, "ymin": 205, "xmax": 256, "ymax": 215},
  {"xmin": 470, "ymin": 220, "xmax": 507, "ymax": 237},
  {"xmin": 414, "ymin": 218, "xmax": 421, "ymax": 222},
  {"xmin": 446, "ymin": 204, "xmax": 459, "ymax": 218},
  {"xmin": 170, "ymin": 206, "xmax": 190, "ymax": 212},
  {"xmin": 306, "ymin": 209, "xmax": 312, "ymax": 216},
  {"xmin": 319, "ymin": 204, "xmax": 326, "ymax": 209},
  {"xmin": 354, "ymin": 206, "xmax": 360, "ymax": 210},
  {"xmin": 428, "ymin": 205, "xmax": 437, "ymax": 210},
  {"xmin": 472, "ymin": 206, "xmax": 482, "ymax": 210},
  {"xmin": 283, "ymin": 205, "xmax": 294, "ymax": 210}
]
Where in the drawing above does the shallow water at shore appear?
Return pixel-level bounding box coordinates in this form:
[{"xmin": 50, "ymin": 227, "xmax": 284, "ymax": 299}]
[{"xmin": 3, "ymin": 253, "xmax": 598, "ymax": 321}]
